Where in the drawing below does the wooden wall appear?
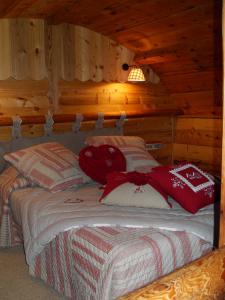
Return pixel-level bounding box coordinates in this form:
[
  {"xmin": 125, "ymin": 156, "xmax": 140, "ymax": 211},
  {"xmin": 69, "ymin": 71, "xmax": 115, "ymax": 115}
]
[
  {"xmin": 173, "ymin": 115, "xmax": 222, "ymax": 176},
  {"xmin": 0, "ymin": 19, "xmax": 222, "ymax": 177},
  {"xmin": 57, "ymin": 80, "xmax": 173, "ymax": 115},
  {"xmin": 0, "ymin": 18, "xmax": 164, "ymax": 115}
]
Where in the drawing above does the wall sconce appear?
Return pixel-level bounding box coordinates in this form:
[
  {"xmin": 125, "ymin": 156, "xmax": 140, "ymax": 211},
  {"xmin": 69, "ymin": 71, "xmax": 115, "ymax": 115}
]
[{"xmin": 122, "ymin": 63, "xmax": 146, "ymax": 82}]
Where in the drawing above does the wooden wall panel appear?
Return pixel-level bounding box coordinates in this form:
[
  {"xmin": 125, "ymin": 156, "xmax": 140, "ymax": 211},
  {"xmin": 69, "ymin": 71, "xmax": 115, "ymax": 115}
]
[
  {"xmin": 219, "ymin": 0, "xmax": 225, "ymax": 248},
  {"xmin": 0, "ymin": 19, "xmax": 11, "ymax": 79},
  {"xmin": 124, "ymin": 116, "xmax": 173, "ymax": 165},
  {"xmin": 0, "ymin": 19, "xmax": 46, "ymax": 80},
  {"xmin": 0, "ymin": 19, "xmax": 162, "ymax": 113},
  {"xmin": 170, "ymin": 90, "xmax": 222, "ymax": 115},
  {"xmin": 57, "ymin": 24, "xmax": 134, "ymax": 82},
  {"xmin": 173, "ymin": 116, "xmax": 222, "ymax": 175},
  {"xmin": 0, "ymin": 79, "xmax": 49, "ymax": 116},
  {"xmin": 57, "ymin": 80, "xmax": 174, "ymax": 116}
]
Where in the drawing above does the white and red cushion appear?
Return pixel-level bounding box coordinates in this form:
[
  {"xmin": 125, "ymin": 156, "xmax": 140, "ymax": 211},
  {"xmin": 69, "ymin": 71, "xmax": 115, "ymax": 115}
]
[
  {"xmin": 149, "ymin": 163, "xmax": 215, "ymax": 214},
  {"xmin": 100, "ymin": 171, "xmax": 170, "ymax": 209},
  {"xmin": 4, "ymin": 142, "xmax": 90, "ymax": 192},
  {"xmin": 85, "ymin": 135, "xmax": 160, "ymax": 172},
  {"xmin": 79, "ymin": 145, "xmax": 126, "ymax": 184}
]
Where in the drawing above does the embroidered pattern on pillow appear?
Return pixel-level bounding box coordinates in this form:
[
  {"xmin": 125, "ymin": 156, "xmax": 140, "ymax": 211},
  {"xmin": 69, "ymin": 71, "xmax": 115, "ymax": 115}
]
[
  {"xmin": 169, "ymin": 164, "xmax": 214, "ymax": 193},
  {"xmin": 101, "ymin": 171, "xmax": 170, "ymax": 209},
  {"xmin": 149, "ymin": 164, "xmax": 215, "ymax": 214}
]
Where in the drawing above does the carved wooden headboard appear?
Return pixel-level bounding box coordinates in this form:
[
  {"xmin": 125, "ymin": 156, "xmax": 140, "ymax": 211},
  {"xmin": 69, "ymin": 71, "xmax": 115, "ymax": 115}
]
[{"xmin": 0, "ymin": 112, "xmax": 126, "ymax": 172}]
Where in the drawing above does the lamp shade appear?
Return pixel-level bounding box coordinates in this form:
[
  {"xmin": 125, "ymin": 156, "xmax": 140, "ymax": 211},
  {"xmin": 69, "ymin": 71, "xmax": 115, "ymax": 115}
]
[{"xmin": 128, "ymin": 66, "xmax": 146, "ymax": 82}]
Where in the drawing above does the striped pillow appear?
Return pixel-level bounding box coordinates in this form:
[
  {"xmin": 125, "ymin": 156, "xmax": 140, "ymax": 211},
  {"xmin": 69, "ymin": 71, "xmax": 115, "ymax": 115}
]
[
  {"xmin": 121, "ymin": 146, "xmax": 159, "ymax": 173},
  {"xmin": 85, "ymin": 136, "xmax": 160, "ymax": 172},
  {"xmin": 85, "ymin": 135, "xmax": 146, "ymax": 150},
  {"xmin": 4, "ymin": 142, "xmax": 90, "ymax": 192}
]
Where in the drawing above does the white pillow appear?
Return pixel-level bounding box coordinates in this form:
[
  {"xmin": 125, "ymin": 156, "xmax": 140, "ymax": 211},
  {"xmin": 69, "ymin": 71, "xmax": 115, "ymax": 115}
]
[{"xmin": 102, "ymin": 182, "xmax": 170, "ymax": 209}]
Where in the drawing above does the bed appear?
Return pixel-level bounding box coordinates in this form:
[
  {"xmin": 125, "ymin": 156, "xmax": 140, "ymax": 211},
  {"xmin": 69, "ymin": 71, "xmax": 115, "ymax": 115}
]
[{"xmin": 0, "ymin": 122, "xmax": 215, "ymax": 300}]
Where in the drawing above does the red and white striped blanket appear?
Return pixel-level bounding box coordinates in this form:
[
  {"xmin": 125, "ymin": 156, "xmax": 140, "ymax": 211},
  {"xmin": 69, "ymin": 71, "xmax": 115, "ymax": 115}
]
[
  {"xmin": 0, "ymin": 167, "xmax": 213, "ymax": 299},
  {"xmin": 29, "ymin": 226, "xmax": 212, "ymax": 299},
  {"xmin": 0, "ymin": 167, "xmax": 31, "ymax": 247}
]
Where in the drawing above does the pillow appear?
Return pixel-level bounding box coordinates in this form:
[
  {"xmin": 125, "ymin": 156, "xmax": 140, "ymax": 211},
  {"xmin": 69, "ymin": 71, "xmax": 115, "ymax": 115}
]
[
  {"xmin": 79, "ymin": 145, "xmax": 126, "ymax": 184},
  {"xmin": 100, "ymin": 171, "xmax": 171, "ymax": 209},
  {"xmin": 85, "ymin": 135, "xmax": 160, "ymax": 173},
  {"xmin": 4, "ymin": 142, "xmax": 90, "ymax": 192},
  {"xmin": 85, "ymin": 135, "xmax": 146, "ymax": 150},
  {"xmin": 148, "ymin": 163, "xmax": 215, "ymax": 214}
]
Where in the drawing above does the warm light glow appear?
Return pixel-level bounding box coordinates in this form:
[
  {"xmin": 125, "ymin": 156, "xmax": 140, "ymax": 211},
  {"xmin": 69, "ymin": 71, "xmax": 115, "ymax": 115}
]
[{"xmin": 128, "ymin": 66, "xmax": 146, "ymax": 82}]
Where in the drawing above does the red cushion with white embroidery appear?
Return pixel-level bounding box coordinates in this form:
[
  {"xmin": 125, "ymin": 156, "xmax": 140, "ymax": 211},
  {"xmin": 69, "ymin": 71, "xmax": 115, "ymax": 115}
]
[
  {"xmin": 149, "ymin": 163, "xmax": 215, "ymax": 214},
  {"xmin": 79, "ymin": 145, "xmax": 126, "ymax": 184},
  {"xmin": 100, "ymin": 171, "xmax": 171, "ymax": 209}
]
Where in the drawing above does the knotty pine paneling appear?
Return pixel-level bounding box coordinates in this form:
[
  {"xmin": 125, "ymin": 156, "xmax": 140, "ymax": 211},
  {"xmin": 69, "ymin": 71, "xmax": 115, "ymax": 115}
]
[
  {"xmin": 124, "ymin": 116, "xmax": 173, "ymax": 165},
  {"xmin": 0, "ymin": 19, "xmax": 46, "ymax": 80},
  {"xmin": 57, "ymin": 80, "xmax": 174, "ymax": 116},
  {"xmin": 0, "ymin": 78, "xmax": 50, "ymax": 116},
  {"xmin": 173, "ymin": 116, "xmax": 222, "ymax": 175}
]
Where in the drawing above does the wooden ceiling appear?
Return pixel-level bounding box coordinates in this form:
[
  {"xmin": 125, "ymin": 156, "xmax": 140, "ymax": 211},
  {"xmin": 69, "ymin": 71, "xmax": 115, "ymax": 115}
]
[{"xmin": 0, "ymin": 0, "xmax": 222, "ymax": 97}]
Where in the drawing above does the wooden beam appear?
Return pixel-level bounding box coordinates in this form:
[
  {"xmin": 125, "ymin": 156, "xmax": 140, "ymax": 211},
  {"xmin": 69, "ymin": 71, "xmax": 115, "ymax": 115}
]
[
  {"xmin": 119, "ymin": 247, "xmax": 225, "ymax": 299},
  {"xmin": 219, "ymin": 0, "xmax": 225, "ymax": 248},
  {"xmin": 0, "ymin": 109, "xmax": 182, "ymax": 127}
]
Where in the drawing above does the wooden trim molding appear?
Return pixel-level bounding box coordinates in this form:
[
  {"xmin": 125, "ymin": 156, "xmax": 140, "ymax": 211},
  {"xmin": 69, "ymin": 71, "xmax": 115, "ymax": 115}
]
[{"xmin": 0, "ymin": 109, "xmax": 182, "ymax": 126}]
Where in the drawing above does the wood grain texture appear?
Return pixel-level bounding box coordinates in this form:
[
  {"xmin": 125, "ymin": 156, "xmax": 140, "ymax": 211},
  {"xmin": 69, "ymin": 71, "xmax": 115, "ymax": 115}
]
[
  {"xmin": 10, "ymin": 18, "xmax": 46, "ymax": 80},
  {"xmin": 219, "ymin": 0, "xmax": 225, "ymax": 248},
  {"xmin": 0, "ymin": 79, "xmax": 49, "ymax": 116},
  {"xmin": 0, "ymin": 1, "xmax": 221, "ymax": 115},
  {"xmin": 119, "ymin": 248, "xmax": 225, "ymax": 300},
  {"xmin": 57, "ymin": 80, "xmax": 174, "ymax": 116},
  {"xmin": 173, "ymin": 116, "xmax": 222, "ymax": 175}
]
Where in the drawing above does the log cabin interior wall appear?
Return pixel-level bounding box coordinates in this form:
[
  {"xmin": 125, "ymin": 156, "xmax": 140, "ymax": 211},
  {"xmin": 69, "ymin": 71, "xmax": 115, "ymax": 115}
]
[
  {"xmin": 0, "ymin": 0, "xmax": 223, "ymax": 174},
  {"xmin": 0, "ymin": 1, "xmax": 224, "ymax": 298},
  {"xmin": 0, "ymin": 18, "xmax": 176, "ymax": 165}
]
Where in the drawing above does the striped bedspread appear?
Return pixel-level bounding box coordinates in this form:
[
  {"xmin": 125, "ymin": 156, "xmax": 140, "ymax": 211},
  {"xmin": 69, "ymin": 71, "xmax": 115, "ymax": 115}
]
[
  {"xmin": 0, "ymin": 167, "xmax": 214, "ymax": 299},
  {"xmin": 68, "ymin": 227, "xmax": 212, "ymax": 300},
  {"xmin": 0, "ymin": 167, "xmax": 31, "ymax": 247},
  {"xmin": 29, "ymin": 226, "xmax": 212, "ymax": 300}
]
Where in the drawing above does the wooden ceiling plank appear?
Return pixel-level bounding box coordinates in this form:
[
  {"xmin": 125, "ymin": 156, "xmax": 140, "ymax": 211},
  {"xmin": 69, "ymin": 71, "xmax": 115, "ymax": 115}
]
[
  {"xmin": 134, "ymin": 38, "xmax": 215, "ymax": 65},
  {"xmin": 0, "ymin": 0, "xmax": 39, "ymax": 17},
  {"xmin": 49, "ymin": 0, "xmax": 208, "ymax": 32},
  {"xmin": 21, "ymin": 0, "xmax": 76, "ymax": 18},
  {"xmin": 109, "ymin": 1, "xmax": 214, "ymax": 39},
  {"xmin": 110, "ymin": 2, "xmax": 214, "ymax": 45}
]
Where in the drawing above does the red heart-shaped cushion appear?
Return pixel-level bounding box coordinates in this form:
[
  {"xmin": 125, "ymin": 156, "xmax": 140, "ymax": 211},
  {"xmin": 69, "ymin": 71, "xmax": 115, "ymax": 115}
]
[{"xmin": 79, "ymin": 145, "xmax": 126, "ymax": 184}]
